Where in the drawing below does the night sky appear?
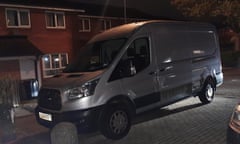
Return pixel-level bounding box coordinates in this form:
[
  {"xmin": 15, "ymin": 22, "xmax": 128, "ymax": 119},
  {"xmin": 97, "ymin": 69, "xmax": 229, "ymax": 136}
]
[{"xmin": 69, "ymin": 0, "xmax": 183, "ymax": 19}]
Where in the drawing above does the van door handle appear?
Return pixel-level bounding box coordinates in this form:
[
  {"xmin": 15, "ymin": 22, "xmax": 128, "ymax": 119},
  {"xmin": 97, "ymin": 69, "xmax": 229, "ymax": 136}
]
[
  {"xmin": 160, "ymin": 66, "xmax": 173, "ymax": 72},
  {"xmin": 160, "ymin": 68, "xmax": 166, "ymax": 72},
  {"xmin": 149, "ymin": 71, "xmax": 157, "ymax": 75}
]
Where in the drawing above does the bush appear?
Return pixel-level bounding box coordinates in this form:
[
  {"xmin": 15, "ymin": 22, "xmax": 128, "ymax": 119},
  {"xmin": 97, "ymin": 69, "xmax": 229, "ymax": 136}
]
[
  {"xmin": 0, "ymin": 75, "xmax": 20, "ymax": 107},
  {"xmin": 0, "ymin": 104, "xmax": 16, "ymax": 143},
  {"xmin": 0, "ymin": 75, "xmax": 18, "ymax": 143}
]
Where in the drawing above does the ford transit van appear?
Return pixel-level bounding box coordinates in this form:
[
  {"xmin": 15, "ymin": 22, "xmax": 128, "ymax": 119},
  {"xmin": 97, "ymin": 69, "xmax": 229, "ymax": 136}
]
[{"xmin": 35, "ymin": 20, "xmax": 223, "ymax": 140}]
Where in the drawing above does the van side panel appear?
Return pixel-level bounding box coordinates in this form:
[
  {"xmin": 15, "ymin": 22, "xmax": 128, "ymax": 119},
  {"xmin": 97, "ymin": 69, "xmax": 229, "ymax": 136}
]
[
  {"xmin": 190, "ymin": 31, "xmax": 220, "ymax": 94},
  {"xmin": 151, "ymin": 24, "xmax": 192, "ymax": 103},
  {"xmin": 150, "ymin": 23, "xmax": 222, "ymax": 104}
]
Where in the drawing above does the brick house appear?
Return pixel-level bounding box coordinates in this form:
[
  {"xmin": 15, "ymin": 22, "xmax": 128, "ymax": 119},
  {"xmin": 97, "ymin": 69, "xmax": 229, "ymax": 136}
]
[
  {"xmin": 0, "ymin": 0, "xmax": 152, "ymax": 100},
  {"xmin": 0, "ymin": 0, "xmax": 86, "ymax": 79},
  {"xmin": 0, "ymin": 35, "xmax": 42, "ymax": 101}
]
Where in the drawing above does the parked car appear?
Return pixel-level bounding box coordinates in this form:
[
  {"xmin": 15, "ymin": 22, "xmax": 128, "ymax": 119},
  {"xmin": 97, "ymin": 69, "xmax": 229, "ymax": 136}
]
[
  {"xmin": 35, "ymin": 20, "xmax": 223, "ymax": 140},
  {"xmin": 227, "ymin": 103, "xmax": 240, "ymax": 144}
]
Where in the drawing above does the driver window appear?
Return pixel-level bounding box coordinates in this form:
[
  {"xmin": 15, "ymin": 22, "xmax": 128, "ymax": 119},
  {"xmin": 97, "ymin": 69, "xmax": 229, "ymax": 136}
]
[
  {"xmin": 124, "ymin": 37, "xmax": 150, "ymax": 73},
  {"xmin": 109, "ymin": 37, "xmax": 150, "ymax": 82}
]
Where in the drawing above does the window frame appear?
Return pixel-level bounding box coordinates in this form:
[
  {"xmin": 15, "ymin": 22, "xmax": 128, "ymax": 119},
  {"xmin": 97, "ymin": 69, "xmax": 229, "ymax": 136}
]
[
  {"xmin": 109, "ymin": 37, "xmax": 150, "ymax": 81},
  {"xmin": 42, "ymin": 53, "xmax": 69, "ymax": 78},
  {"xmin": 125, "ymin": 37, "xmax": 151, "ymax": 72},
  {"xmin": 100, "ymin": 19, "xmax": 111, "ymax": 31},
  {"xmin": 45, "ymin": 11, "xmax": 66, "ymax": 29},
  {"xmin": 79, "ymin": 18, "xmax": 91, "ymax": 32},
  {"xmin": 5, "ymin": 8, "xmax": 31, "ymax": 28}
]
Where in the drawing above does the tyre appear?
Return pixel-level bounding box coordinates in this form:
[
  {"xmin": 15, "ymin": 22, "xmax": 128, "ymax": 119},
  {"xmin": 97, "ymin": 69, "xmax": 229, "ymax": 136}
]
[
  {"xmin": 99, "ymin": 105, "xmax": 131, "ymax": 140},
  {"xmin": 198, "ymin": 79, "xmax": 215, "ymax": 104}
]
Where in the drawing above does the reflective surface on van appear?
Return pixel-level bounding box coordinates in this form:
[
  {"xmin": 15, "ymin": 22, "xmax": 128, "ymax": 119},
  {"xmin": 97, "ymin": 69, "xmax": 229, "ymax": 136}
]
[{"xmin": 64, "ymin": 38, "xmax": 126, "ymax": 73}]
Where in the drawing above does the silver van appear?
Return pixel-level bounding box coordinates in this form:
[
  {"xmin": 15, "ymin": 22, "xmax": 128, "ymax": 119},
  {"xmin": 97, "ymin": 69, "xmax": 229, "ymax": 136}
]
[{"xmin": 35, "ymin": 20, "xmax": 223, "ymax": 140}]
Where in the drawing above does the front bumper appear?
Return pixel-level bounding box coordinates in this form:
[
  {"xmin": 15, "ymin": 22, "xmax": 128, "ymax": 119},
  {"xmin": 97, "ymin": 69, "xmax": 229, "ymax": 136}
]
[{"xmin": 35, "ymin": 106, "xmax": 103, "ymax": 131}]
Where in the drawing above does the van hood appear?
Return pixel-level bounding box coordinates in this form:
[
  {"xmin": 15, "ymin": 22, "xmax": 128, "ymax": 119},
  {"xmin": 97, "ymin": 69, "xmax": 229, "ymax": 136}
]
[{"xmin": 42, "ymin": 70, "xmax": 104, "ymax": 90}]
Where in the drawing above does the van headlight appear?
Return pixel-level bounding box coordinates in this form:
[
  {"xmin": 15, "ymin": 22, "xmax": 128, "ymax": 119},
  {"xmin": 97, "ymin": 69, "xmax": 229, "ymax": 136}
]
[{"xmin": 67, "ymin": 79, "xmax": 99, "ymax": 100}]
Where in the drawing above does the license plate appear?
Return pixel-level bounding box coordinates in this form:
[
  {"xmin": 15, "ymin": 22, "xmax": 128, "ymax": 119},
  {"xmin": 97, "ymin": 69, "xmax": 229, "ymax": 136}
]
[{"xmin": 39, "ymin": 112, "xmax": 52, "ymax": 121}]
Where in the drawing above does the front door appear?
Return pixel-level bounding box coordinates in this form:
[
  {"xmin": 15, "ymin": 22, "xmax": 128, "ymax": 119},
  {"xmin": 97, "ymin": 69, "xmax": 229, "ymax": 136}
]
[{"xmin": 116, "ymin": 37, "xmax": 159, "ymax": 112}]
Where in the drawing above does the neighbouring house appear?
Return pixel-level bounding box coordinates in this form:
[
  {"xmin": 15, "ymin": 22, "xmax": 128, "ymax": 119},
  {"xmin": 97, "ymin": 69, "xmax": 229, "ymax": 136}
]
[
  {"xmin": 0, "ymin": 0, "xmax": 155, "ymax": 101},
  {"xmin": 0, "ymin": 0, "xmax": 85, "ymax": 80},
  {"xmin": 0, "ymin": 35, "xmax": 42, "ymax": 102},
  {"xmin": 0, "ymin": 0, "xmax": 153, "ymax": 77}
]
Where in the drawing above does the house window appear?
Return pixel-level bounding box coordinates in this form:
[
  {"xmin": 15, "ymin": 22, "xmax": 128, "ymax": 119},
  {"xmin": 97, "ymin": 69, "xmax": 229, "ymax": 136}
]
[
  {"xmin": 45, "ymin": 11, "xmax": 65, "ymax": 29},
  {"xmin": 6, "ymin": 8, "xmax": 31, "ymax": 28},
  {"xmin": 79, "ymin": 18, "xmax": 91, "ymax": 32},
  {"xmin": 101, "ymin": 19, "xmax": 111, "ymax": 31},
  {"xmin": 42, "ymin": 53, "xmax": 68, "ymax": 77}
]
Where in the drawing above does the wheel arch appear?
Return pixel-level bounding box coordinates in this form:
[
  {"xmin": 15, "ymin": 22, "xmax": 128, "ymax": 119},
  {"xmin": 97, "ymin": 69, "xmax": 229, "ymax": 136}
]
[
  {"xmin": 98, "ymin": 95, "xmax": 135, "ymax": 139},
  {"xmin": 204, "ymin": 75, "xmax": 216, "ymax": 90},
  {"xmin": 198, "ymin": 75, "xmax": 216, "ymax": 104},
  {"xmin": 105, "ymin": 95, "xmax": 136, "ymax": 118}
]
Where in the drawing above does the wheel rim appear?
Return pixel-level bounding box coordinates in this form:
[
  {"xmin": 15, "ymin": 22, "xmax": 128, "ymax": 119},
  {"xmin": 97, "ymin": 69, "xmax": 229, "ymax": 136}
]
[
  {"xmin": 206, "ymin": 84, "xmax": 214, "ymax": 101},
  {"xmin": 109, "ymin": 110, "xmax": 128, "ymax": 135}
]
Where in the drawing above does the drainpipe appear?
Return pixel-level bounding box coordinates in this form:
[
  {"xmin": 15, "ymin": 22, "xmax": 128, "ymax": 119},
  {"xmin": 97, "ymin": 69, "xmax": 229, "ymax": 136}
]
[{"xmin": 123, "ymin": 0, "xmax": 127, "ymax": 23}]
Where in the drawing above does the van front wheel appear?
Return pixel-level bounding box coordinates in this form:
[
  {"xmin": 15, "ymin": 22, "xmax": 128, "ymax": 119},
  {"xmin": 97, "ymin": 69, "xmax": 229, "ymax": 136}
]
[
  {"xmin": 199, "ymin": 80, "xmax": 215, "ymax": 104},
  {"xmin": 99, "ymin": 105, "xmax": 131, "ymax": 140}
]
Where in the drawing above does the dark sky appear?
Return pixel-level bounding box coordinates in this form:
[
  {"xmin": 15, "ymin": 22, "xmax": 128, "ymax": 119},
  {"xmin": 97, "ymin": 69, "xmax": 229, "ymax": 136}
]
[{"xmin": 69, "ymin": 0, "xmax": 182, "ymax": 19}]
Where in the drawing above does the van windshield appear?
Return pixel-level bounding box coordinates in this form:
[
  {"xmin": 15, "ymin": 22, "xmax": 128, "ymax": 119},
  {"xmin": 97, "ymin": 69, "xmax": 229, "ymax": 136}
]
[{"xmin": 64, "ymin": 38, "xmax": 126, "ymax": 72}]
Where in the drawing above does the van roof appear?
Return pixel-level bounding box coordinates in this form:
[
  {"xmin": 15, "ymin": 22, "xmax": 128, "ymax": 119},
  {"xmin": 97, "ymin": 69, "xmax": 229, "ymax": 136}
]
[
  {"xmin": 89, "ymin": 20, "xmax": 215, "ymax": 43},
  {"xmin": 88, "ymin": 21, "xmax": 148, "ymax": 43}
]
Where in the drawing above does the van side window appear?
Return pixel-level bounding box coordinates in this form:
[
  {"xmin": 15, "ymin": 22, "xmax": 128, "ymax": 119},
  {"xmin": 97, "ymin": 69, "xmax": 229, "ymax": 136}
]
[
  {"xmin": 109, "ymin": 38, "xmax": 150, "ymax": 81},
  {"xmin": 126, "ymin": 38, "xmax": 150, "ymax": 72}
]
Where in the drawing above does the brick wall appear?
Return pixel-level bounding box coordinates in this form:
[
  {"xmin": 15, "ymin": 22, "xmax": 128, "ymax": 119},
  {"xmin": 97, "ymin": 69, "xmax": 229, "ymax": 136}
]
[{"xmin": 0, "ymin": 7, "xmax": 75, "ymax": 61}]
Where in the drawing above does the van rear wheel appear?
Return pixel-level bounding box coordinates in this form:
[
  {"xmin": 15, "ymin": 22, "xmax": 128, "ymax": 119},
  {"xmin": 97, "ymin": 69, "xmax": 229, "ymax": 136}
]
[
  {"xmin": 99, "ymin": 105, "xmax": 131, "ymax": 140},
  {"xmin": 199, "ymin": 80, "xmax": 215, "ymax": 104}
]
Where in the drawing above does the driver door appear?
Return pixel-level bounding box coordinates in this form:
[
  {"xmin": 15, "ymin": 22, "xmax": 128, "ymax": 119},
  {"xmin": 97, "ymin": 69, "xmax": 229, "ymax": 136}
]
[{"xmin": 114, "ymin": 37, "xmax": 159, "ymax": 112}]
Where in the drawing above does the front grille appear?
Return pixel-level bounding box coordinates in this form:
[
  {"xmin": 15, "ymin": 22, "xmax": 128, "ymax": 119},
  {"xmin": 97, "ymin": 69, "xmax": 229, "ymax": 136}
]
[{"xmin": 38, "ymin": 88, "xmax": 62, "ymax": 110}]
